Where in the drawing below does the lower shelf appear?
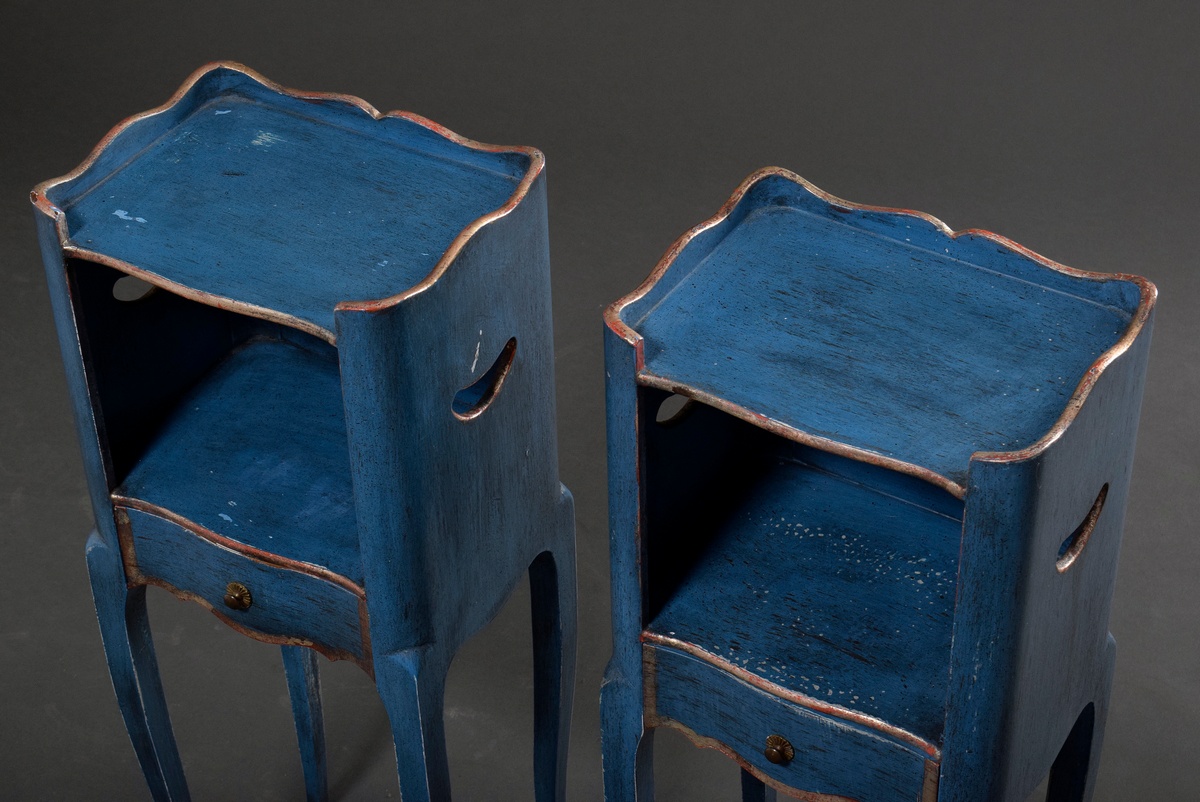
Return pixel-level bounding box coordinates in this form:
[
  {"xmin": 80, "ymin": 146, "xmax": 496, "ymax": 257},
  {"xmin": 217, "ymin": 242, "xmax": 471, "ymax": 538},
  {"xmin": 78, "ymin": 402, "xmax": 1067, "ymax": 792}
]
[
  {"xmin": 114, "ymin": 336, "xmax": 362, "ymax": 586},
  {"xmin": 646, "ymin": 450, "xmax": 961, "ymax": 746}
]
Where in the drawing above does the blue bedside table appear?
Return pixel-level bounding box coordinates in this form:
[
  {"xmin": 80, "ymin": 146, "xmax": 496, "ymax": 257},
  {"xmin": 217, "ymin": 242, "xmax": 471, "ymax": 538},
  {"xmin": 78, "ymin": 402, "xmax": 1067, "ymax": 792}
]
[
  {"xmin": 33, "ymin": 62, "xmax": 576, "ymax": 802},
  {"xmin": 601, "ymin": 168, "xmax": 1155, "ymax": 801}
]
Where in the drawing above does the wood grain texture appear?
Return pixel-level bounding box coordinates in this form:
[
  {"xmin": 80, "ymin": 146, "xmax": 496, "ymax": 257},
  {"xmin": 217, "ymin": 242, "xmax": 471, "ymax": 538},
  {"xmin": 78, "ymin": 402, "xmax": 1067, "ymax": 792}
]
[
  {"xmin": 115, "ymin": 337, "xmax": 362, "ymax": 584},
  {"xmin": 602, "ymin": 169, "xmax": 1156, "ymax": 801},
  {"xmin": 35, "ymin": 63, "xmax": 536, "ymax": 343},
  {"xmin": 648, "ymin": 644, "xmax": 929, "ymax": 800},
  {"xmin": 620, "ymin": 174, "xmax": 1144, "ymax": 494},
  {"xmin": 601, "ymin": 323, "xmax": 655, "ymax": 801},
  {"xmin": 939, "ymin": 314, "xmax": 1154, "ymax": 800},
  {"xmin": 122, "ymin": 506, "xmax": 366, "ymax": 661},
  {"xmin": 644, "ymin": 409, "xmax": 960, "ymax": 746},
  {"xmin": 34, "ymin": 63, "xmax": 576, "ymax": 800}
]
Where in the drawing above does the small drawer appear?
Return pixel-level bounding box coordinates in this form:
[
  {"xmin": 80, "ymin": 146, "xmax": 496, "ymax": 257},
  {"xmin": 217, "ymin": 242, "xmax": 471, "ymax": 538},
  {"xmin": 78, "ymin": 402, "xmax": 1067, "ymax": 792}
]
[
  {"xmin": 646, "ymin": 643, "xmax": 936, "ymax": 800},
  {"xmin": 119, "ymin": 506, "xmax": 367, "ymax": 662}
]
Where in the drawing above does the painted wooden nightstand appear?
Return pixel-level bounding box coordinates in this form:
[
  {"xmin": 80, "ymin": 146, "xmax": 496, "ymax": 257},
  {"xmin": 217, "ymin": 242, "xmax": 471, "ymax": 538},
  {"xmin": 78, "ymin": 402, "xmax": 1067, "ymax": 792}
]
[
  {"xmin": 601, "ymin": 168, "xmax": 1155, "ymax": 801},
  {"xmin": 33, "ymin": 62, "xmax": 576, "ymax": 802}
]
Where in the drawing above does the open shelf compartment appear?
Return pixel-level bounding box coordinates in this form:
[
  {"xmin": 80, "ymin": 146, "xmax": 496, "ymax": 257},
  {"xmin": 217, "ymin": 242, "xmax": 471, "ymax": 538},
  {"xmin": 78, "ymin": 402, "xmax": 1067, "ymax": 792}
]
[
  {"xmin": 642, "ymin": 391, "xmax": 963, "ymax": 745},
  {"xmin": 114, "ymin": 335, "xmax": 361, "ymax": 585}
]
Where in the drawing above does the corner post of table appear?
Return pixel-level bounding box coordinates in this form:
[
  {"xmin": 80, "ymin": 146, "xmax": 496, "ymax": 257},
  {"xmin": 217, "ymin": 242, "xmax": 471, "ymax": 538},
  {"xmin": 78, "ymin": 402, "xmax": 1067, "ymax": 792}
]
[{"xmin": 601, "ymin": 322, "xmax": 653, "ymax": 801}]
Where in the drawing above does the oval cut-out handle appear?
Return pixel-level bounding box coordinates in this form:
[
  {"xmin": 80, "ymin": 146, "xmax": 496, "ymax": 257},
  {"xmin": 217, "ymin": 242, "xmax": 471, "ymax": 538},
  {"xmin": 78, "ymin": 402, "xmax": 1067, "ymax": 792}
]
[
  {"xmin": 452, "ymin": 337, "xmax": 517, "ymax": 421},
  {"xmin": 1056, "ymin": 484, "xmax": 1108, "ymax": 573}
]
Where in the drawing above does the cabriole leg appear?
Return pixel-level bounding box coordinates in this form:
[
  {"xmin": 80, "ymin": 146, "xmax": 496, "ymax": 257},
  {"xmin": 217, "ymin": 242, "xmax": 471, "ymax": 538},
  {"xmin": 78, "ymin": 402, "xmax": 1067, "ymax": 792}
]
[
  {"xmin": 374, "ymin": 648, "xmax": 451, "ymax": 801},
  {"xmin": 281, "ymin": 645, "xmax": 327, "ymax": 802},
  {"xmin": 86, "ymin": 531, "xmax": 189, "ymax": 802},
  {"xmin": 601, "ymin": 674, "xmax": 654, "ymax": 801}
]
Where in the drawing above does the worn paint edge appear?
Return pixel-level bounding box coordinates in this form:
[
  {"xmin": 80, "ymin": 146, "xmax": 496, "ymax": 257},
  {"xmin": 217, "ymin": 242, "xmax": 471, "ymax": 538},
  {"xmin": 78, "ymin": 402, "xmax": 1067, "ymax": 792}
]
[
  {"xmin": 112, "ymin": 495, "xmax": 366, "ymax": 599},
  {"xmin": 30, "ymin": 60, "xmax": 545, "ymax": 341},
  {"xmin": 114, "ymin": 508, "xmax": 370, "ymax": 670},
  {"xmin": 604, "ymin": 166, "xmax": 1157, "ymax": 492},
  {"xmin": 643, "ymin": 634, "xmax": 940, "ymax": 759},
  {"xmin": 921, "ymin": 759, "xmax": 940, "ymax": 802},
  {"xmin": 644, "ymin": 658, "xmax": 864, "ymax": 802},
  {"xmin": 637, "ymin": 371, "xmax": 965, "ymax": 498},
  {"xmin": 647, "ymin": 716, "xmax": 863, "ymax": 802}
]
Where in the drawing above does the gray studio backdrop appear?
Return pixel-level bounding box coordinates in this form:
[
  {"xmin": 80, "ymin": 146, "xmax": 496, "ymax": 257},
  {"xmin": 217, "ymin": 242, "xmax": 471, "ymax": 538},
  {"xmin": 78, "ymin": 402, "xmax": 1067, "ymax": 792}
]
[{"xmin": 2, "ymin": 2, "xmax": 1196, "ymax": 799}]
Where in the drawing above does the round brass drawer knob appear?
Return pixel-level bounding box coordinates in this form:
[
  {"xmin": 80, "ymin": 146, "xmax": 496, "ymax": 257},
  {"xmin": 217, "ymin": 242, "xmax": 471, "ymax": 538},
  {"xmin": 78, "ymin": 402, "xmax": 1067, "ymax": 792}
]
[
  {"xmin": 223, "ymin": 581, "xmax": 252, "ymax": 611},
  {"xmin": 764, "ymin": 734, "xmax": 794, "ymax": 765}
]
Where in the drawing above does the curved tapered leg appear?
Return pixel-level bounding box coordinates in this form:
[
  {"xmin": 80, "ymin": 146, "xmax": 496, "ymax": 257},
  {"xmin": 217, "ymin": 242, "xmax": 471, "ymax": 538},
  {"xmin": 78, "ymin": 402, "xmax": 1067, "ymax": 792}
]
[
  {"xmin": 740, "ymin": 769, "xmax": 776, "ymax": 802},
  {"xmin": 530, "ymin": 541, "xmax": 577, "ymax": 801},
  {"xmin": 85, "ymin": 531, "xmax": 190, "ymax": 802},
  {"xmin": 601, "ymin": 671, "xmax": 654, "ymax": 802},
  {"xmin": 281, "ymin": 646, "xmax": 328, "ymax": 802},
  {"xmin": 374, "ymin": 648, "xmax": 451, "ymax": 802}
]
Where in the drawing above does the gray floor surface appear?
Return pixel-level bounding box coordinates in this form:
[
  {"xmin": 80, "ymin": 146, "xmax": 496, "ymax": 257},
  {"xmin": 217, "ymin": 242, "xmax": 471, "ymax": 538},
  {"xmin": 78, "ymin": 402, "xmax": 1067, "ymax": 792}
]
[{"xmin": 2, "ymin": 2, "xmax": 1196, "ymax": 799}]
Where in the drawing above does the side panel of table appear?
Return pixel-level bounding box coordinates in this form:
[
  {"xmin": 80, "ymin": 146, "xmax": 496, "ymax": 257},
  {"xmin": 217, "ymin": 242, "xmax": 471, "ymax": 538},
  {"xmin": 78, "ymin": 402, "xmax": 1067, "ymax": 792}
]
[{"xmin": 942, "ymin": 316, "xmax": 1155, "ymax": 799}]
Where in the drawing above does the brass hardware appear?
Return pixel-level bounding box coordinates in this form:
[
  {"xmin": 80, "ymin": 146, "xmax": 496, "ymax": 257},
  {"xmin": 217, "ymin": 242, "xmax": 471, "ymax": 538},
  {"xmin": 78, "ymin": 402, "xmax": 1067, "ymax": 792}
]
[
  {"xmin": 764, "ymin": 734, "xmax": 794, "ymax": 765},
  {"xmin": 223, "ymin": 581, "xmax": 252, "ymax": 611}
]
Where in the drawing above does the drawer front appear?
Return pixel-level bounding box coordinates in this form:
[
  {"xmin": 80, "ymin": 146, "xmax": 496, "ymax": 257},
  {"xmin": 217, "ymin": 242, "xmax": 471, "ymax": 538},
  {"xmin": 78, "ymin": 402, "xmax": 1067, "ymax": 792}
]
[
  {"xmin": 121, "ymin": 506, "xmax": 366, "ymax": 661},
  {"xmin": 647, "ymin": 644, "xmax": 935, "ymax": 801}
]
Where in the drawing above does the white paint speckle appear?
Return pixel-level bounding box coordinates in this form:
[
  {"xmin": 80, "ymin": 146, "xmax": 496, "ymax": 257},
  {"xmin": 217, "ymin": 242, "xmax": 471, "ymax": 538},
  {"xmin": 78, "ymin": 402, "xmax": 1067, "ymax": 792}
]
[
  {"xmin": 227, "ymin": 500, "xmax": 237, "ymax": 507},
  {"xmin": 218, "ymin": 513, "xmax": 233, "ymax": 522},
  {"xmin": 112, "ymin": 210, "xmax": 146, "ymax": 223},
  {"xmin": 471, "ymin": 329, "xmax": 483, "ymax": 372},
  {"xmin": 215, "ymin": 109, "xmax": 231, "ymax": 115},
  {"xmin": 251, "ymin": 131, "xmax": 284, "ymax": 147}
]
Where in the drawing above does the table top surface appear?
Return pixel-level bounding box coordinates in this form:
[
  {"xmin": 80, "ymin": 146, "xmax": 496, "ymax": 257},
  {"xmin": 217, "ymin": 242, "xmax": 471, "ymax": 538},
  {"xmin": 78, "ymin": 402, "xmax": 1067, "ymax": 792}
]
[
  {"xmin": 614, "ymin": 170, "xmax": 1152, "ymax": 493},
  {"xmin": 37, "ymin": 63, "xmax": 535, "ymax": 341}
]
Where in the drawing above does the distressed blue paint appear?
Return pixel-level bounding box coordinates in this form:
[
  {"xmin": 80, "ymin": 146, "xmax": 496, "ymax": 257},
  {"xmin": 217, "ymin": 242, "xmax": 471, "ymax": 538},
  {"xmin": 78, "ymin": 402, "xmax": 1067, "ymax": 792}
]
[
  {"xmin": 126, "ymin": 506, "xmax": 365, "ymax": 659},
  {"xmin": 35, "ymin": 63, "xmax": 576, "ymax": 801},
  {"xmin": 940, "ymin": 317, "xmax": 1153, "ymax": 800},
  {"xmin": 651, "ymin": 644, "xmax": 930, "ymax": 799},
  {"xmin": 86, "ymin": 532, "xmax": 190, "ymax": 801},
  {"xmin": 601, "ymin": 323, "xmax": 656, "ymax": 801},
  {"xmin": 117, "ymin": 338, "xmax": 362, "ymax": 584},
  {"xmin": 44, "ymin": 66, "xmax": 527, "ymax": 339},
  {"xmin": 646, "ymin": 431, "xmax": 962, "ymax": 744},
  {"xmin": 281, "ymin": 645, "xmax": 328, "ymax": 802},
  {"xmin": 603, "ymin": 169, "xmax": 1155, "ymax": 801},
  {"xmin": 620, "ymin": 176, "xmax": 1142, "ymax": 492}
]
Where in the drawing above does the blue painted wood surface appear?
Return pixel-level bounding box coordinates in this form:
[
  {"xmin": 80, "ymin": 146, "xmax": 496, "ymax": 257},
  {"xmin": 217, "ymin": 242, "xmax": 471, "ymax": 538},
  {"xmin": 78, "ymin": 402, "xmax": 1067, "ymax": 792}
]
[
  {"xmin": 645, "ymin": 426, "xmax": 961, "ymax": 744},
  {"xmin": 41, "ymin": 65, "xmax": 528, "ymax": 341},
  {"xmin": 34, "ymin": 62, "xmax": 576, "ymax": 801},
  {"xmin": 617, "ymin": 172, "xmax": 1145, "ymax": 496},
  {"xmin": 649, "ymin": 644, "xmax": 931, "ymax": 799},
  {"xmin": 603, "ymin": 168, "xmax": 1155, "ymax": 801},
  {"xmin": 281, "ymin": 645, "xmax": 328, "ymax": 802},
  {"xmin": 116, "ymin": 338, "xmax": 361, "ymax": 584},
  {"xmin": 124, "ymin": 506, "xmax": 365, "ymax": 660}
]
